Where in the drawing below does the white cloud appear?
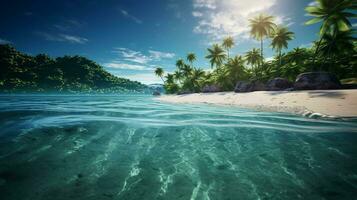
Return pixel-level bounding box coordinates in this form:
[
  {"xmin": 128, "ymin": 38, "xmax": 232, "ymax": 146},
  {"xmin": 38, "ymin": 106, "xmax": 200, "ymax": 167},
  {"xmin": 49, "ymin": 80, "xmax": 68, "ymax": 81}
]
[
  {"xmin": 148, "ymin": 50, "xmax": 175, "ymax": 59},
  {"xmin": 300, "ymin": 42, "xmax": 313, "ymax": 48},
  {"xmin": 0, "ymin": 38, "xmax": 11, "ymax": 44},
  {"xmin": 120, "ymin": 9, "xmax": 143, "ymax": 24},
  {"xmin": 104, "ymin": 62, "xmax": 153, "ymax": 71},
  {"xmin": 35, "ymin": 32, "xmax": 88, "ymax": 44},
  {"xmin": 308, "ymin": 1, "xmax": 318, "ymax": 6},
  {"xmin": 266, "ymin": 56, "xmax": 274, "ymax": 61},
  {"xmin": 275, "ymin": 16, "xmax": 294, "ymax": 27},
  {"xmin": 192, "ymin": 0, "xmax": 282, "ymax": 41},
  {"xmin": 113, "ymin": 48, "xmax": 151, "ymax": 64},
  {"xmin": 113, "ymin": 48, "xmax": 175, "ymax": 64},
  {"xmin": 192, "ymin": 11, "xmax": 203, "ymax": 17},
  {"xmin": 193, "ymin": 0, "xmax": 217, "ymax": 9},
  {"xmin": 60, "ymin": 34, "xmax": 88, "ymax": 44}
]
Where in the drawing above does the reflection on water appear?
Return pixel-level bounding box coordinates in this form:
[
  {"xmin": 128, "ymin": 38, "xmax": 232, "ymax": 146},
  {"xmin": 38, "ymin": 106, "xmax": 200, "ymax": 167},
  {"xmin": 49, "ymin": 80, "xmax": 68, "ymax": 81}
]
[{"xmin": 0, "ymin": 95, "xmax": 357, "ymax": 200}]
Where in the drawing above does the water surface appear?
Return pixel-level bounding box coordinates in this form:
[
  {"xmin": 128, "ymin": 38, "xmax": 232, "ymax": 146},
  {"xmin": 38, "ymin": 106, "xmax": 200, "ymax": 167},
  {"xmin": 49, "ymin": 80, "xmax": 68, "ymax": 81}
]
[{"xmin": 0, "ymin": 95, "xmax": 357, "ymax": 200}]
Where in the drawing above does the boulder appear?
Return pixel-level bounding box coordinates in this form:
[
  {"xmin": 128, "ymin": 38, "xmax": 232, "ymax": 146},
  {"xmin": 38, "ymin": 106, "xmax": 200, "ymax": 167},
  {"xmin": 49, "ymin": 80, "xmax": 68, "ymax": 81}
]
[
  {"xmin": 152, "ymin": 91, "xmax": 161, "ymax": 96},
  {"xmin": 202, "ymin": 85, "xmax": 221, "ymax": 93},
  {"xmin": 234, "ymin": 81, "xmax": 250, "ymax": 92},
  {"xmin": 294, "ymin": 72, "xmax": 341, "ymax": 90},
  {"xmin": 266, "ymin": 78, "xmax": 293, "ymax": 91},
  {"xmin": 177, "ymin": 90, "xmax": 192, "ymax": 95},
  {"xmin": 234, "ymin": 81, "xmax": 266, "ymax": 93}
]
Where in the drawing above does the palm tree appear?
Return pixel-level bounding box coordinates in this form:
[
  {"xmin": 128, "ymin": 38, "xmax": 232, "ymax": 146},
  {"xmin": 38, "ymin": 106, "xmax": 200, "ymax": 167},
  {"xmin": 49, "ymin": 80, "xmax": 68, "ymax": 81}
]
[
  {"xmin": 245, "ymin": 48, "xmax": 262, "ymax": 77},
  {"xmin": 319, "ymin": 30, "xmax": 355, "ymax": 72},
  {"xmin": 222, "ymin": 36, "xmax": 235, "ymax": 59},
  {"xmin": 190, "ymin": 68, "xmax": 205, "ymax": 92},
  {"xmin": 173, "ymin": 70, "xmax": 183, "ymax": 83},
  {"xmin": 165, "ymin": 73, "xmax": 175, "ymax": 84},
  {"xmin": 271, "ymin": 26, "xmax": 294, "ymax": 67},
  {"xmin": 205, "ymin": 44, "xmax": 227, "ymax": 68},
  {"xmin": 226, "ymin": 55, "xmax": 247, "ymax": 84},
  {"xmin": 245, "ymin": 48, "xmax": 262, "ymax": 68},
  {"xmin": 176, "ymin": 59, "xmax": 185, "ymax": 70},
  {"xmin": 305, "ymin": 0, "xmax": 356, "ymax": 64},
  {"xmin": 249, "ymin": 14, "xmax": 276, "ymax": 61},
  {"xmin": 154, "ymin": 67, "xmax": 164, "ymax": 82},
  {"xmin": 182, "ymin": 64, "xmax": 193, "ymax": 77},
  {"xmin": 186, "ymin": 53, "xmax": 196, "ymax": 68}
]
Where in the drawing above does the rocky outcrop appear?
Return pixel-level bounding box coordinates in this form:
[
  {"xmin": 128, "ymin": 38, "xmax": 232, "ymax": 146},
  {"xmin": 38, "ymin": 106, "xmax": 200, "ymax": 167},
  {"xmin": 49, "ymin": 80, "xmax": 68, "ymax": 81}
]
[
  {"xmin": 234, "ymin": 81, "xmax": 266, "ymax": 93},
  {"xmin": 266, "ymin": 78, "xmax": 293, "ymax": 91},
  {"xmin": 152, "ymin": 91, "xmax": 161, "ymax": 96},
  {"xmin": 177, "ymin": 90, "xmax": 192, "ymax": 95},
  {"xmin": 294, "ymin": 72, "xmax": 341, "ymax": 90},
  {"xmin": 202, "ymin": 85, "xmax": 221, "ymax": 93}
]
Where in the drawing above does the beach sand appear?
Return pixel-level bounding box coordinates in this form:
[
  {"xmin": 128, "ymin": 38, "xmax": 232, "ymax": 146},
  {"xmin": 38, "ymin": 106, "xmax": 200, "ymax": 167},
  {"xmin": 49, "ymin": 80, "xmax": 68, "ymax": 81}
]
[{"xmin": 157, "ymin": 90, "xmax": 357, "ymax": 118}]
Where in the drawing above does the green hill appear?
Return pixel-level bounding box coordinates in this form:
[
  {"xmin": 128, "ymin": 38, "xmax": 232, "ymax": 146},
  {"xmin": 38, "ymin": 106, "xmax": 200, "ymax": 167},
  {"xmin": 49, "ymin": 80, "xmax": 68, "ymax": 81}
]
[{"xmin": 0, "ymin": 45, "xmax": 148, "ymax": 93}]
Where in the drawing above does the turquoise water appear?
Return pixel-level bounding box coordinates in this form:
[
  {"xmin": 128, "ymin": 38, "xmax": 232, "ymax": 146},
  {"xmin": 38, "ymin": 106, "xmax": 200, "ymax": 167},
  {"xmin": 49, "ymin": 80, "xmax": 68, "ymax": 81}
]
[{"xmin": 0, "ymin": 95, "xmax": 357, "ymax": 200}]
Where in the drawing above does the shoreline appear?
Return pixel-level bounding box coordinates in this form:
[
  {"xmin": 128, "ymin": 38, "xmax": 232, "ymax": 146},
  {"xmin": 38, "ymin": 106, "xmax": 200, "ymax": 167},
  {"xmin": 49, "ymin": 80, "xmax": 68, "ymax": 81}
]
[{"xmin": 157, "ymin": 90, "xmax": 357, "ymax": 118}]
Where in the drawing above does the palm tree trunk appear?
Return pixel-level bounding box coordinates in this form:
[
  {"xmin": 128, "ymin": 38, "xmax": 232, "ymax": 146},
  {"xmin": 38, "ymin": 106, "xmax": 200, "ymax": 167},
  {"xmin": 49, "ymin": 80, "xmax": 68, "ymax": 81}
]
[
  {"xmin": 160, "ymin": 76, "xmax": 164, "ymax": 83},
  {"xmin": 312, "ymin": 37, "xmax": 323, "ymax": 71},
  {"xmin": 260, "ymin": 38, "xmax": 263, "ymax": 66},
  {"xmin": 312, "ymin": 26, "xmax": 328, "ymax": 71},
  {"xmin": 279, "ymin": 50, "xmax": 282, "ymax": 77}
]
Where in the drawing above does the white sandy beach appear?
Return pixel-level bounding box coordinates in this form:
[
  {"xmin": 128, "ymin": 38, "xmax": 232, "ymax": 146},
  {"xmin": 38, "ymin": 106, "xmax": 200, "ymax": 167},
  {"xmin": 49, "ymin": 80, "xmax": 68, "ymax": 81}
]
[{"xmin": 157, "ymin": 90, "xmax": 357, "ymax": 118}]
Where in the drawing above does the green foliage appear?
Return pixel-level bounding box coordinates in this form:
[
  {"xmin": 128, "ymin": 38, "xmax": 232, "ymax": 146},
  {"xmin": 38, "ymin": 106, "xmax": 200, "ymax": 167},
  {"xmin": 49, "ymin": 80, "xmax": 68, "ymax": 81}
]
[
  {"xmin": 305, "ymin": 0, "xmax": 356, "ymax": 35},
  {"xmin": 249, "ymin": 14, "xmax": 276, "ymax": 59},
  {"xmin": 0, "ymin": 44, "xmax": 147, "ymax": 93},
  {"xmin": 305, "ymin": 0, "xmax": 356, "ymax": 67},
  {"xmin": 157, "ymin": 2, "xmax": 356, "ymax": 94},
  {"xmin": 205, "ymin": 44, "xmax": 226, "ymax": 68},
  {"xmin": 154, "ymin": 67, "xmax": 164, "ymax": 82},
  {"xmin": 222, "ymin": 36, "xmax": 235, "ymax": 59}
]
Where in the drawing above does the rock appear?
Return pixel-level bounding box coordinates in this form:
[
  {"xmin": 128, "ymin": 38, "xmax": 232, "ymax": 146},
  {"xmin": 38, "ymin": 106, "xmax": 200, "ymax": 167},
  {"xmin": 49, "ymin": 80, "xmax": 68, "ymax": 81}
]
[
  {"xmin": 177, "ymin": 90, "xmax": 192, "ymax": 95},
  {"xmin": 234, "ymin": 81, "xmax": 250, "ymax": 92},
  {"xmin": 234, "ymin": 81, "xmax": 266, "ymax": 93},
  {"xmin": 341, "ymin": 84, "xmax": 357, "ymax": 89},
  {"xmin": 294, "ymin": 72, "xmax": 341, "ymax": 90},
  {"xmin": 152, "ymin": 91, "xmax": 161, "ymax": 96},
  {"xmin": 266, "ymin": 78, "xmax": 293, "ymax": 91},
  {"xmin": 202, "ymin": 85, "xmax": 221, "ymax": 93}
]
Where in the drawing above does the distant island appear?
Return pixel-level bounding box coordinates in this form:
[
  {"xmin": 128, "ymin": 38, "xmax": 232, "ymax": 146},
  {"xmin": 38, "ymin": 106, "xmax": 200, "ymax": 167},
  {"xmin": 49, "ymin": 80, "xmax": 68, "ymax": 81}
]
[{"xmin": 0, "ymin": 44, "xmax": 148, "ymax": 93}]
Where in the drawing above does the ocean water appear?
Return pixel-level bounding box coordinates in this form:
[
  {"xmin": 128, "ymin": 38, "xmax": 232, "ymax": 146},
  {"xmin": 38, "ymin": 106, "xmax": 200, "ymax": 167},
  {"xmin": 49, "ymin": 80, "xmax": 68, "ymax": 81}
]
[{"xmin": 0, "ymin": 95, "xmax": 357, "ymax": 200}]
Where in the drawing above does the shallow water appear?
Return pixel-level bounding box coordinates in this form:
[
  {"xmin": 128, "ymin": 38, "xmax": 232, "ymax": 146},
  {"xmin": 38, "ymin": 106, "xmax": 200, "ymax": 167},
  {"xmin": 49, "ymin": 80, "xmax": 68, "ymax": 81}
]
[{"xmin": 0, "ymin": 95, "xmax": 357, "ymax": 200}]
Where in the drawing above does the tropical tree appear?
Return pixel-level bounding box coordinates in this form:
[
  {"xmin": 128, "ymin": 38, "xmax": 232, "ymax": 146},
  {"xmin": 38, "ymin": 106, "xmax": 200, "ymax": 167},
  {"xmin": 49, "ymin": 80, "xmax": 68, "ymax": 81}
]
[
  {"xmin": 245, "ymin": 48, "xmax": 263, "ymax": 78},
  {"xmin": 205, "ymin": 44, "xmax": 227, "ymax": 68},
  {"xmin": 286, "ymin": 48, "xmax": 310, "ymax": 63},
  {"xmin": 222, "ymin": 36, "xmax": 235, "ymax": 59},
  {"xmin": 319, "ymin": 30, "xmax": 356, "ymax": 74},
  {"xmin": 249, "ymin": 14, "xmax": 276, "ymax": 61},
  {"xmin": 226, "ymin": 55, "xmax": 248, "ymax": 86},
  {"xmin": 154, "ymin": 67, "xmax": 165, "ymax": 82},
  {"xmin": 271, "ymin": 26, "xmax": 294, "ymax": 67},
  {"xmin": 165, "ymin": 73, "xmax": 175, "ymax": 84},
  {"xmin": 176, "ymin": 59, "xmax": 185, "ymax": 70},
  {"xmin": 245, "ymin": 48, "xmax": 262, "ymax": 68},
  {"xmin": 173, "ymin": 70, "xmax": 183, "ymax": 83},
  {"xmin": 164, "ymin": 73, "xmax": 179, "ymax": 94},
  {"xmin": 190, "ymin": 68, "xmax": 205, "ymax": 92},
  {"xmin": 305, "ymin": 0, "xmax": 356, "ymax": 64},
  {"xmin": 181, "ymin": 64, "xmax": 193, "ymax": 77},
  {"xmin": 186, "ymin": 53, "xmax": 196, "ymax": 68}
]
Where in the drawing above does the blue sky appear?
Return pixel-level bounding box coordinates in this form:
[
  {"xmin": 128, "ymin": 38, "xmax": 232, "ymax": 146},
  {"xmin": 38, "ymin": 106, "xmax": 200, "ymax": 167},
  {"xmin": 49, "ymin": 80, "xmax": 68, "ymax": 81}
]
[{"xmin": 0, "ymin": 0, "xmax": 346, "ymax": 84}]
